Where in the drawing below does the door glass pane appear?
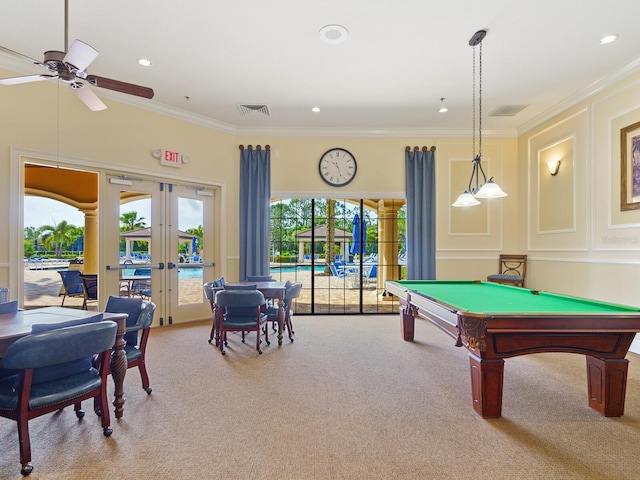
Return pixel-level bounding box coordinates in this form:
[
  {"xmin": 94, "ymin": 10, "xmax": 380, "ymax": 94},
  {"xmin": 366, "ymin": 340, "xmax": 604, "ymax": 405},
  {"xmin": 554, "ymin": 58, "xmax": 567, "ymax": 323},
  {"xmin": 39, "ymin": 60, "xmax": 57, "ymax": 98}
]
[
  {"xmin": 119, "ymin": 195, "xmax": 152, "ymax": 299},
  {"xmin": 177, "ymin": 196, "xmax": 203, "ymax": 305}
]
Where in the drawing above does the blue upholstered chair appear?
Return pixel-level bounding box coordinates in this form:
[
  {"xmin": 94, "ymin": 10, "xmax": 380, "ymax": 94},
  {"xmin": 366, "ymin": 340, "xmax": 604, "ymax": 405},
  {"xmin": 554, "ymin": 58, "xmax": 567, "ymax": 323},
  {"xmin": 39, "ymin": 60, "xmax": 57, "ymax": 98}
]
[
  {"xmin": 203, "ymin": 282, "xmax": 222, "ymax": 346},
  {"xmin": 58, "ymin": 270, "xmax": 84, "ymax": 306},
  {"xmin": 0, "ymin": 320, "xmax": 116, "ymax": 476},
  {"xmin": 104, "ymin": 296, "xmax": 156, "ymax": 394},
  {"xmin": 266, "ymin": 281, "xmax": 302, "ymax": 342},
  {"xmin": 0, "ymin": 300, "xmax": 19, "ymax": 314},
  {"xmin": 214, "ymin": 289, "xmax": 268, "ymax": 355}
]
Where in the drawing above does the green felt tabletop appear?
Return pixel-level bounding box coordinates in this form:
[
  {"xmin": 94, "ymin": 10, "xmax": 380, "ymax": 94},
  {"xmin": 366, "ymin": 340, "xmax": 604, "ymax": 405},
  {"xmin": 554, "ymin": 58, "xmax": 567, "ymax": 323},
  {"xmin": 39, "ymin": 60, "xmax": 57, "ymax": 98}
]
[{"xmin": 391, "ymin": 280, "xmax": 640, "ymax": 315}]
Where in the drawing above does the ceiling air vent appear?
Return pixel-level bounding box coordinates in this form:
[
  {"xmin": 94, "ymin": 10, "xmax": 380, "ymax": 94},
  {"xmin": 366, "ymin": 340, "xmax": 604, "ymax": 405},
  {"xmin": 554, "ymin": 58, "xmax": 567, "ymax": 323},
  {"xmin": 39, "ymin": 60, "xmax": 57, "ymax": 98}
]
[
  {"xmin": 237, "ymin": 104, "xmax": 271, "ymax": 117},
  {"xmin": 489, "ymin": 105, "xmax": 528, "ymax": 117}
]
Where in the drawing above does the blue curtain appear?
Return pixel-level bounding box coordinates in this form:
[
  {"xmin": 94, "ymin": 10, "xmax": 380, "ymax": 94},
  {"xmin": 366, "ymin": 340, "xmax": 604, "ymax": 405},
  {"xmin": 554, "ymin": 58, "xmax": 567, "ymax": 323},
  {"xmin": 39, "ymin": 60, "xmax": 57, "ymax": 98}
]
[
  {"xmin": 405, "ymin": 148, "xmax": 436, "ymax": 279},
  {"xmin": 239, "ymin": 147, "xmax": 271, "ymax": 281}
]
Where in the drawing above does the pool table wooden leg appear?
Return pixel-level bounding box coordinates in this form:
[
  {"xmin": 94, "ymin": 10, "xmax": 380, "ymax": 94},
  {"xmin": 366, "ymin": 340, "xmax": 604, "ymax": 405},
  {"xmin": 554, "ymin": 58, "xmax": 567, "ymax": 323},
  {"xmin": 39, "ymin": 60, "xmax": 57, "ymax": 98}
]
[
  {"xmin": 586, "ymin": 356, "xmax": 629, "ymax": 417},
  {"xmin": 400, "ymin": 304, "xmax": 415, "ymax": 341},
  {"xmin": 469, "ymin": 353, "xmax": 505, "ymax": 418}
]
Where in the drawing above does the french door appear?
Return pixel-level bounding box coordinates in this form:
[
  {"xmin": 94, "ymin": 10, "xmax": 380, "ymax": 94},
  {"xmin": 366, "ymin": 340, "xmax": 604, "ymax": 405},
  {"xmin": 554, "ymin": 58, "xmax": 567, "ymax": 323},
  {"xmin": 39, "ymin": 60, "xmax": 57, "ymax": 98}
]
[{"xmin": 103, "ymin": 175, "xmax": 217, "ymax": 326}]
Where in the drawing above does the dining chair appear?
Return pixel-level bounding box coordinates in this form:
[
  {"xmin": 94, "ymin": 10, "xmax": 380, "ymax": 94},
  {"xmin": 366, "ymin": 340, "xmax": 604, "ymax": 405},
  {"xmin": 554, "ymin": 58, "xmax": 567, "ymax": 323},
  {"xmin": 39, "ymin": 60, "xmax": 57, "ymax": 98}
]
[
  {"xmin": 266, "ymin": 281, "xmax": 302, "ymax": 342},
  {"xmin": 0, "ymin": 300, "xmax": 19, "ymax": 314},
  {"xmin": 214, "ymin": 289, "xmax": 268, "ymax": 355},
  {"xmin": 0, "ymin": 320, "xmax": 116, "ymax": 476},
  {"xmin": 104, "ymin": 296, "xmax": 157, "ymax": 394},
  {"xmin": 487, "ymin": 254, "xmax": 527, "ymax": 287}
]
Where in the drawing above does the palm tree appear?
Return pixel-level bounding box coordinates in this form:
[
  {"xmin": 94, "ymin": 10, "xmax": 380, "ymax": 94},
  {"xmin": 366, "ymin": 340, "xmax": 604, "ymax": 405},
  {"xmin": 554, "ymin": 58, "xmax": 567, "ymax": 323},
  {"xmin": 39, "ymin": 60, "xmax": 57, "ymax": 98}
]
[
  {"xmin": 39, "ymin": 220, "xmax": 76, "ymax": 258},
  {"xmin": 324, "ymin": 199, "xmax": 336, "ymax": 274},
  {"xmin": 120, "ymin": 211, "xmax": 147, "ymax": 232}
]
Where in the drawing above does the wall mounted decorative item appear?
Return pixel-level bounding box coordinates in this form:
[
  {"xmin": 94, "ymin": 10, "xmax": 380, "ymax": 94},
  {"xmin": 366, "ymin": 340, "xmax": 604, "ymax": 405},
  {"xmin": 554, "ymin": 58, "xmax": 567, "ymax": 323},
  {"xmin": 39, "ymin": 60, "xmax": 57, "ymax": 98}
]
[{"xmin": 620, "ymin": 120, "xmax": 640, "ymax": 211}]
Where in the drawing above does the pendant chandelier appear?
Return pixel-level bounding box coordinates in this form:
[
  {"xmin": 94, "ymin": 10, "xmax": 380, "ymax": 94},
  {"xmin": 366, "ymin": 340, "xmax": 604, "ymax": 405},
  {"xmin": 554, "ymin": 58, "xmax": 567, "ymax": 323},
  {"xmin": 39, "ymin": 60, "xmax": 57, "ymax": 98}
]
[{"xmin": 452, "ymin": 29, "xmax": 507, "ymax": 207}]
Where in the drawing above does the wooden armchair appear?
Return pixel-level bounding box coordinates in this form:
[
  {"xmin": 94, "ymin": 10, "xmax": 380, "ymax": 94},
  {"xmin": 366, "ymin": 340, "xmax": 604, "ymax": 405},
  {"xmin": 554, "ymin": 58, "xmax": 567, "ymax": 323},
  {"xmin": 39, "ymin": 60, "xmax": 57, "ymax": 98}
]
[
  {"xmin": 104, "ymin": 296, "xmax": 156, "ymax": 394},
  {"xmin": 487, "ymin": 254, "xmax": 527, "ymax": 287},
  {"xmin": 214, "ymin": 289, "xmax": 268, "ymax": 355},
  {"xmin": 0, "ymin": 321, "xmax": 116, "ymax": 476}
]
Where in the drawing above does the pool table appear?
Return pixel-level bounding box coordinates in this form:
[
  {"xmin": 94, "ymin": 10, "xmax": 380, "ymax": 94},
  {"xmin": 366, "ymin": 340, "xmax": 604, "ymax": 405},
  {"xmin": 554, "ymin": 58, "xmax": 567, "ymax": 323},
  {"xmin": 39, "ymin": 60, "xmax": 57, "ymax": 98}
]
[{"xmin": 384, "ymin": 280, "xmax": 640, "ymax": 418}]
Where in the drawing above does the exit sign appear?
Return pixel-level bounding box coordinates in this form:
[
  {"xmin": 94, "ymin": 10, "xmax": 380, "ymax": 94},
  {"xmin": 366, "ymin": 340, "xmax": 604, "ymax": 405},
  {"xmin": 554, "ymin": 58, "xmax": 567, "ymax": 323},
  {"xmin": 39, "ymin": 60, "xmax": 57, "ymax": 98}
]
[{"xmin": 160, "ymin": 149, "xmax": 182, "ymax": 168}]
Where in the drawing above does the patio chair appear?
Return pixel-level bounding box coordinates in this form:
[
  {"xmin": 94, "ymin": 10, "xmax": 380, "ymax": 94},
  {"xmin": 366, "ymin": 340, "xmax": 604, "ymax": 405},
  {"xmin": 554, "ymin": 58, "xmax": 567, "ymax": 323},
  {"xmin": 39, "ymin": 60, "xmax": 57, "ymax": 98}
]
[
  {"xmin": 58, "ymin": 270, "xmax": 85, "ymax": 306},
  {"xmin": 214, "ymin": 289, "xmax": 268, "ymax": 355},
  {"xmin": 130, "ymin": 268, "xmax": 152, "ymax": 298},
  {"xmin": 0, "ymin": 320, "xmax": 116, "ymax": 476},
  {"xmin": 80, "ymin": 274, "xmax": 98, "ymax": 310},
  {"xmin": 329, "ymin": 261, "xmax": 347, "ymax": 278}
]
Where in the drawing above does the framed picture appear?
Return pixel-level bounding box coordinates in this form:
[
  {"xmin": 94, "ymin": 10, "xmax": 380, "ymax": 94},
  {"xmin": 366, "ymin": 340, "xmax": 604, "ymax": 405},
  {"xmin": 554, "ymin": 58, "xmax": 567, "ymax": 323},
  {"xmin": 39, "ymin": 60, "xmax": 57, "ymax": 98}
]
[{"xmin": 621, "ymin": 121, "xmax": 640, "ymax": 211}]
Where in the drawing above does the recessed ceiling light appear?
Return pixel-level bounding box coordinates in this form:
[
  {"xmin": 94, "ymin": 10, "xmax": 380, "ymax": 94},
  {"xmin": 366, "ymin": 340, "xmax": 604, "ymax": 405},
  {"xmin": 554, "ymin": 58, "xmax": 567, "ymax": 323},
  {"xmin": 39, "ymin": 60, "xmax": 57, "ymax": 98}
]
[
  {"xmin": 599, "ymin": 34, "xmax": 618, "ymax": 45},
  {"xmin": 138, "ymin": 58, "xmax": 152, "ymax": 67},
  {"xmin": 319, "ymin": 25, "xmax": 349, "ymax": 44},
  {"xmin": 312, "ymin": 107, "xmax": 321, "ymax": 113}
]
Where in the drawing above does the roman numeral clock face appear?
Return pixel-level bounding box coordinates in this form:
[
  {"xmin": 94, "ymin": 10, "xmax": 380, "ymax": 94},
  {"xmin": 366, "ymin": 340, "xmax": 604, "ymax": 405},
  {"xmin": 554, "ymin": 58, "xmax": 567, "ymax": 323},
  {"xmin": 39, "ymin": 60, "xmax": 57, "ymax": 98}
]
[{"xmin": 319, "ymin": 148, "xmax": 357, "ymax": 187}]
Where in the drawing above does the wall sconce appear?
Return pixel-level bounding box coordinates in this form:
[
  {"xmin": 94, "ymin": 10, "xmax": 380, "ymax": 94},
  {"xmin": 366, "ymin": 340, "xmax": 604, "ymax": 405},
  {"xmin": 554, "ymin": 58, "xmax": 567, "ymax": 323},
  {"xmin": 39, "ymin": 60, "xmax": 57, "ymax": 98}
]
[{"xmin": 547, "ymin": 159, "xmax": 561, "ymax": 176}]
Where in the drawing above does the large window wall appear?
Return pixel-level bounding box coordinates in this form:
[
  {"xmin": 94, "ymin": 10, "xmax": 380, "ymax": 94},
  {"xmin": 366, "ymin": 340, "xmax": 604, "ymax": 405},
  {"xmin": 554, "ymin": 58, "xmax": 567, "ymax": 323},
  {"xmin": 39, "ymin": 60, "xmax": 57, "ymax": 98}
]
[{"xmin": 269, "ymin": 197, "xmax": 406, "ymax": 314}]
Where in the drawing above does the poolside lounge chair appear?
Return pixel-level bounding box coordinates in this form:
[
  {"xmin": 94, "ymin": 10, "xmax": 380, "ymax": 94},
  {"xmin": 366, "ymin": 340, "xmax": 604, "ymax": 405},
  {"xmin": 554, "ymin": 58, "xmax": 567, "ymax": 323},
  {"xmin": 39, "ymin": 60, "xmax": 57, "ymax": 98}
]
[{"xmin": 329, "ymin": 261, "xmax": 347, "ymax": 278}]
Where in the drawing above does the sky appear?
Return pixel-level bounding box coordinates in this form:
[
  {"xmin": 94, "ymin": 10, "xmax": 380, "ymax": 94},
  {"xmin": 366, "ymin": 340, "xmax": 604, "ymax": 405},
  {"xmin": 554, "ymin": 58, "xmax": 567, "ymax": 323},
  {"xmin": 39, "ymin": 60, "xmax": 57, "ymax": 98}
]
[{"xmin": 24, "ymin": 197, "xmax": 201, "ymax": 230}]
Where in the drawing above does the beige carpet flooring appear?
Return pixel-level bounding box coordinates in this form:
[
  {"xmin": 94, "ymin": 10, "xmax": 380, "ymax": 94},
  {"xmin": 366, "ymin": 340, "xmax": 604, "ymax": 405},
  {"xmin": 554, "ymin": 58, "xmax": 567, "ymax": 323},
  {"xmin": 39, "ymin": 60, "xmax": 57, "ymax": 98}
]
[{"xmin": 1, "ymin": 314, "xmax": 640, "ymax": 479}]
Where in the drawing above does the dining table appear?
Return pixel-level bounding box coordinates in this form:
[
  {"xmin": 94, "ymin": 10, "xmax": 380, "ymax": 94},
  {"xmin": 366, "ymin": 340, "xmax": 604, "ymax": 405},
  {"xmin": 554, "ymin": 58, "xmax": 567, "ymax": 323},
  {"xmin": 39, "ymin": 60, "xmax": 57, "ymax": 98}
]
[{"xmin": 0, "ymin": 306, "xmax": 129, "ymax": 419}]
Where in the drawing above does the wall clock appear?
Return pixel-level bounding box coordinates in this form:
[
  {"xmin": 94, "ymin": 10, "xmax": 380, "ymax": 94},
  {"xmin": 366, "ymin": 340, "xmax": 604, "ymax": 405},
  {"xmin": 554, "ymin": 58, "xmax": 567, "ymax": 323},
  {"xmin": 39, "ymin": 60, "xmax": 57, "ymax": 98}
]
[{"xmin": 318, "ymin": 148, "xmax": 357, "ymax": 187}]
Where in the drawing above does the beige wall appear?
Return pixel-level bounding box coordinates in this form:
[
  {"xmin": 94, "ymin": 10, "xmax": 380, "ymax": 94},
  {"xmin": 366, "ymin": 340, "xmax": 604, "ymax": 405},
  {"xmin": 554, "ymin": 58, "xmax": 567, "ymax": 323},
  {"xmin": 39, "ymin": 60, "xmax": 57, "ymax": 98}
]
[{"xmin": 2, "ymin": 66, "xmax": 639, "ymax": 349}]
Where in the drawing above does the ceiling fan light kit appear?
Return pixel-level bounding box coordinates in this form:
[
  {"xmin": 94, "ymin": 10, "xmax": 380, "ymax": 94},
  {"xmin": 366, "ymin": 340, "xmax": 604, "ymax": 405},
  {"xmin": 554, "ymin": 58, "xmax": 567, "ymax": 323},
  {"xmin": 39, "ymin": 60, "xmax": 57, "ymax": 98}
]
[{"xmin": 0, "ymin": 0, "xmax": 154, "ymax": 111}]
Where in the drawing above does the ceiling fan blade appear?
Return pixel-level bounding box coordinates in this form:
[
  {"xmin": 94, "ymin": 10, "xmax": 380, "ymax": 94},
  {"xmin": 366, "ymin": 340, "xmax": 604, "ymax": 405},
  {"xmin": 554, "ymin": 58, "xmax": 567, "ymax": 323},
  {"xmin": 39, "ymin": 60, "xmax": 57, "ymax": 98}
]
[
  {"xmin": 71, "ymin": 84, "xmax": 107, "ymax": 111},
  {"xmin": 0, "ymin": 74, "xmax": 56, "ymax": 85},
  {"xmin": 63, "ymin": 40, "xmax": 98, "ymax": 73},
  {"xmin": 86, "ymin": 74, "xmax": 154, "ymax": 99},
  {"xmin": 0, "ymin": 44, "xmax": 45, "ymax": 67}
]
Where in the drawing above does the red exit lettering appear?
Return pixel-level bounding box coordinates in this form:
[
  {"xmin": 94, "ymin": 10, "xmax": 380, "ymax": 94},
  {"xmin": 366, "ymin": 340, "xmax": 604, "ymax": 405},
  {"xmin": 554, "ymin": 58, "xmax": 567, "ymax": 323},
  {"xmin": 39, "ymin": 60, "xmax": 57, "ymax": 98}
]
[{"xmin": 164, "ymin": 150, "xmax": 179, "ymax": 164}]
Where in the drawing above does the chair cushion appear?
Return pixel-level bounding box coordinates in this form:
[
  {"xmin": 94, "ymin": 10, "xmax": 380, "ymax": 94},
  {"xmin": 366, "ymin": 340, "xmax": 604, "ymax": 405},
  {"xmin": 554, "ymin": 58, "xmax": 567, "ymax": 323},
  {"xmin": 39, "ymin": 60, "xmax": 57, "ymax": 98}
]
[
  {"xmin": 223, "ymin": 313, "xmax": 268, "ymax": 328},
  {"xmin": 487, "ymin": 274, "xmax": 523, "ymax": 282},
  {"xmin": 0, "ymin": 370, "xmax": 101, "ymax": 411},
  {"xmin": 28, "ymin": 314, "xmax": 103, "ymax": 385},
  {"xmin": 212, "ymin": 277, "xmax": 225, "ymax": 288},
  {"xmin": 105, "ymin": 295, "xmax": 142, "ymax": 346}
]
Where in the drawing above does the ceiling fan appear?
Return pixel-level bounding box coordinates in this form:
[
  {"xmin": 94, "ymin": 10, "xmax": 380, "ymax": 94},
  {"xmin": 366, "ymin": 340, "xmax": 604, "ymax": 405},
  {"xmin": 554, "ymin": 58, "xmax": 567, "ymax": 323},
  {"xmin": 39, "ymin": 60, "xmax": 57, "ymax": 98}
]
[{"xmin": 0, "ymin": 0, "xmax": 154, "ymax": 111}]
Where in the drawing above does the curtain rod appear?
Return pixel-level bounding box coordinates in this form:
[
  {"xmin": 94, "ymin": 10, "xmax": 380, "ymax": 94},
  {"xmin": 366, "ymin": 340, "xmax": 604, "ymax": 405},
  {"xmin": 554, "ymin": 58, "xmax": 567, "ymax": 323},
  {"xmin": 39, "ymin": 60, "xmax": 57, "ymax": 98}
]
[
  {"xmin": 405, "ymin": 146, "xmax": 436, "ymax": 152},
  {"xmin": 239, "ymin": 145, "xmax": 270, "ymax": 151}
]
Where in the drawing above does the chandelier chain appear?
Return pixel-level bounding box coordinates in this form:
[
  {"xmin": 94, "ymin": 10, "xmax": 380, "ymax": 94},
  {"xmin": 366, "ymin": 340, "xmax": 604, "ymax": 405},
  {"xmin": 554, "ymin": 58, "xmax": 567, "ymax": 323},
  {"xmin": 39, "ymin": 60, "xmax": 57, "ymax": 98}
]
[
  {"xmin": 472, "ymin": 46, "xmax": 476, "ymax": 160},
  {"xmin": 478, "ymin": 42, "xmax": 482, "ymax": 159}
]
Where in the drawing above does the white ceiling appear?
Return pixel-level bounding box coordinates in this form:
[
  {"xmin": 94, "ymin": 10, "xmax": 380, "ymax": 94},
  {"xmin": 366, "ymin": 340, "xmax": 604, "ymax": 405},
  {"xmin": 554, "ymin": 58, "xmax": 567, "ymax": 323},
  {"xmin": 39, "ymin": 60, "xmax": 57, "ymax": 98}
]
[{"xmin": 1, "ymin": 0, "xmax": 640, "ymax": 136}]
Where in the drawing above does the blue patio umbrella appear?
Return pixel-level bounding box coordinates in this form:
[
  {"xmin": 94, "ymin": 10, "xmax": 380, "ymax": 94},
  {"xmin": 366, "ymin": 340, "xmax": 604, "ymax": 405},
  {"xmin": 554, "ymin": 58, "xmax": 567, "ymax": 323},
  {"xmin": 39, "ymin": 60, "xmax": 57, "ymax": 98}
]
[
  {"xmin": 192, "ymin": 236, "xmax": 198, "ymax": 255},
  {"xmin": 350, "ymin": 213, "xmax": 366, "ymax": 256},
  {"xmin": 34, "ymin": 238, "xmax": 38, "ymax": 252},
  {"xmin": 77, "ymin": 236, "xmax": 83, "ymax": 252}
]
